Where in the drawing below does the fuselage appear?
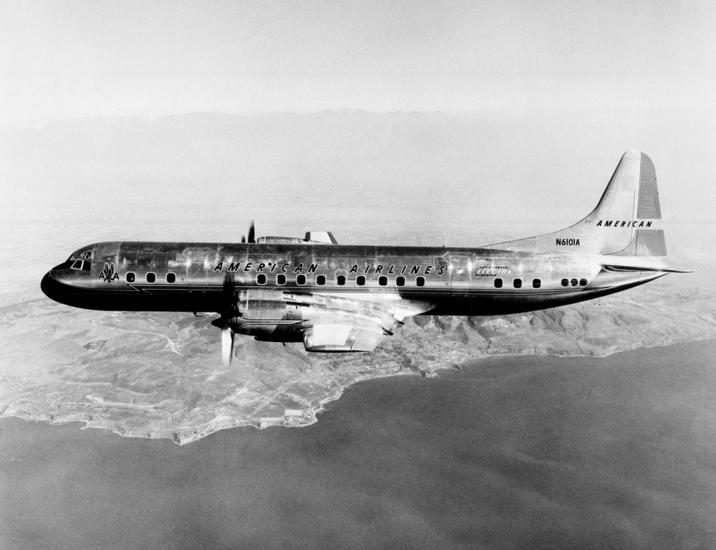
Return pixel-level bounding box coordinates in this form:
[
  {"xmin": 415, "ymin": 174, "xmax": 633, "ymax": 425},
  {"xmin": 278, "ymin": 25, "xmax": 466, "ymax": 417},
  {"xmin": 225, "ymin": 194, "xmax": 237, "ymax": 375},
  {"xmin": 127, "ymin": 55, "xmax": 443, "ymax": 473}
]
[
  {"xmin": 39, "ymin": 151, "xmax": 678, "ymax": 359},
  {"xmin": 41, "ymin": 240, "xmax": 664, "ymax": 317}
]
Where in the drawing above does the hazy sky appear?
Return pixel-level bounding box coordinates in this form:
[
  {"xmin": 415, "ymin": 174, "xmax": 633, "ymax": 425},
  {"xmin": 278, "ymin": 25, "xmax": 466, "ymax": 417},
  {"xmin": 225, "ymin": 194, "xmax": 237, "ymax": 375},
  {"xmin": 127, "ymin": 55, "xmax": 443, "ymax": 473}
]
[{"xmin": 1, "ymin": 0, "xmax": 714, "ymax": 127}]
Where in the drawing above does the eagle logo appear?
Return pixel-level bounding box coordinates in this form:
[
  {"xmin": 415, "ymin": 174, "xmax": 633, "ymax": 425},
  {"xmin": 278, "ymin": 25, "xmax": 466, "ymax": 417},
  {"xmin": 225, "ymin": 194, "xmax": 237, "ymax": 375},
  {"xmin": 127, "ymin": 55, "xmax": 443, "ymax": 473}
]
[{"xmin": 99, "ymin": 262, "xmax": 119, "ymax": 283}]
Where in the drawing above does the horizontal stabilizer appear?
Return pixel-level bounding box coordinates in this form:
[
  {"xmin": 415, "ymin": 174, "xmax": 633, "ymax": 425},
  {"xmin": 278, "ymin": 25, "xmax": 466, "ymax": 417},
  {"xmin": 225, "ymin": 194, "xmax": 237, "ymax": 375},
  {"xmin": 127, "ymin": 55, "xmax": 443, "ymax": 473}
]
[{"xmin": 601, "ymin": 263, "xmax": 691, "ymax": 274}]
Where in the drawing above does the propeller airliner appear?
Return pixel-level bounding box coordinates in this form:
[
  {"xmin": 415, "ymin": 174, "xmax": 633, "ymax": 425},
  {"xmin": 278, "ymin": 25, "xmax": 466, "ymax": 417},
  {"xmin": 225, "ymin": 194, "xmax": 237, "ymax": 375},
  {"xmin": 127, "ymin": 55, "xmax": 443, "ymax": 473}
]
[{"xmin": 41, "ymin": 151, "xmax": 683, "ymax": 365}]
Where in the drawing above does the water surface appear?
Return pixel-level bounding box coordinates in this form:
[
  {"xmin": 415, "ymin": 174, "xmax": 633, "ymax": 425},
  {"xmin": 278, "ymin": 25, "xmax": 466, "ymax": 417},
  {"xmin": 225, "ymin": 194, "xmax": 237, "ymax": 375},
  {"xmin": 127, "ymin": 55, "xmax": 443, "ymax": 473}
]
[{"xmin": 2, "ymin": 341, "xmax": 715, "ymax": 549}]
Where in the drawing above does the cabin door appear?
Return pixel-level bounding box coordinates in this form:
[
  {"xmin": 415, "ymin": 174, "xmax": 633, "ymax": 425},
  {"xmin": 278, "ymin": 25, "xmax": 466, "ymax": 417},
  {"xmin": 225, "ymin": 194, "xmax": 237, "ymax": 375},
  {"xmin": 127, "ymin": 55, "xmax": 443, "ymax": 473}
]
[{"xmin": 449, "ymin": 255, "xmax": 471, "ymax": 291}]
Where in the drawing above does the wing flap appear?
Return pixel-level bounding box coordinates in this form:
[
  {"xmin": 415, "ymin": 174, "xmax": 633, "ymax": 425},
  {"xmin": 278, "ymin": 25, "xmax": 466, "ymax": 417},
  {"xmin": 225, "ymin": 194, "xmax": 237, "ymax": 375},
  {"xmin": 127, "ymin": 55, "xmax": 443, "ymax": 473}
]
[
  {"xmin": 303, "ymin": 320, "xmax": 385, "ymax": 352},
  {"xmin": 292, "ymin": 291, "xmax": 432, "ymax": 352}
]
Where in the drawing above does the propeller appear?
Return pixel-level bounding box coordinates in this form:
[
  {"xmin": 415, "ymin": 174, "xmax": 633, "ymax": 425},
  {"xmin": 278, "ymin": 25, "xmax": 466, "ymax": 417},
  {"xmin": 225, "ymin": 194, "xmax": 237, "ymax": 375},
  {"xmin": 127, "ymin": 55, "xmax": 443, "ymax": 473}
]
[
  {"xmin": 211, "ymin": 272, "xmax": 240, "ymax": 366},
  {"xmin": 214, "ymin": 220, "xmax": 254, "ymax": 365}
]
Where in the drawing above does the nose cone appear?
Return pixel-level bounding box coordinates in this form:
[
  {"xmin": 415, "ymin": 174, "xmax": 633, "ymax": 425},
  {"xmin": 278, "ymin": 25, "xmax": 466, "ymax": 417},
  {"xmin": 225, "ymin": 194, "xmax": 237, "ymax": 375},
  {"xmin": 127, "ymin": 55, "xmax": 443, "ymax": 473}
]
[
  {"xmin": 41, "ymin": 270, "xmax": 61, "ymax": 301},
  {"xmin": 41, "ymin": 268, "xmax": 75, "ymax": 304}
]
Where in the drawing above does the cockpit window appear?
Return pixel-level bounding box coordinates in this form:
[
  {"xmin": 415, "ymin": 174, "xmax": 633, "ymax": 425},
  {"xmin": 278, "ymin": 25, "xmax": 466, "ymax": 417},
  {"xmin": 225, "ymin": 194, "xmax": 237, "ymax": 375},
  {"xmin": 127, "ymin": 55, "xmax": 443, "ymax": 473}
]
[
  {"xmin": 68, "ymin": 249, "xmax": 93, "ymax": 271},
  {"xmin": 70, "ymin": 259, "xmax": 91, "ymax": 271}
]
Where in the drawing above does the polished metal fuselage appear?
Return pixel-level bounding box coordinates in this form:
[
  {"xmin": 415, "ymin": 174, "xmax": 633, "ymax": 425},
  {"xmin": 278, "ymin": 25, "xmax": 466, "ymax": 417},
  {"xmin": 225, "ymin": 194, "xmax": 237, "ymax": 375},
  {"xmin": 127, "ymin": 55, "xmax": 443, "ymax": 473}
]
[{"xmin": 41, "ymin": 240, "xmax": 664, "ymax": 317}]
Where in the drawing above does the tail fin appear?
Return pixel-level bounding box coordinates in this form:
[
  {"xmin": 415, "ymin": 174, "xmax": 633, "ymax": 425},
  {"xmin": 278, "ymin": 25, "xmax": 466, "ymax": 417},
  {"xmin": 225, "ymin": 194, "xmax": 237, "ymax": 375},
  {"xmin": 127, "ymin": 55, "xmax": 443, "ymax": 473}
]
[{"xmin": 486, "ymin": 150, "xmax": 667, "ymax": 257}]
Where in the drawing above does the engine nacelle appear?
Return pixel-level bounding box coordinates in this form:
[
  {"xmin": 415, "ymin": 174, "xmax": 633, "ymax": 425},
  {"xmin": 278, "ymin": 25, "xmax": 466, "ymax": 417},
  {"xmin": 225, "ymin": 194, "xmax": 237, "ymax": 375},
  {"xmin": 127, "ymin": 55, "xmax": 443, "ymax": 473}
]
[
  {"xmin": 254, "ymin": 231, "xmax": 337, "ymax": 245},
  {"xmin": 255, "ymin": 236, "xmax": 305, "ymax": 244},
  {"xmin": 226, "ymin": 290, "xmax": 305, "ymax": 342}
]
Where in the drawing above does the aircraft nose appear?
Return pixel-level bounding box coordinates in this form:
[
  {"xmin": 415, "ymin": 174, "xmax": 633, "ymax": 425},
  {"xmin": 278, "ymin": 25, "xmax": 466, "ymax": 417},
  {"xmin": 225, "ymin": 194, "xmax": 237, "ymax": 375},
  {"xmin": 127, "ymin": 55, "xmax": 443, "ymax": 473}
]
[{"xmin": 41, "ymin": 270, "xmax": 62, "ymax": 301}]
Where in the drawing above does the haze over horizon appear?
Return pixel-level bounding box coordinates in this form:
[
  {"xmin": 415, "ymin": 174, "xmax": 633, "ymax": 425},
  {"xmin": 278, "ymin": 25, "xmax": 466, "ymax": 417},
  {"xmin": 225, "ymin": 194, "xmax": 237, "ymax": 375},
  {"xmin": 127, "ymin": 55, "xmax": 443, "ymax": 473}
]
[
  {"xmin": 2, "ymin": 1, "xmax": 715, "ymax": 226},
  {"xmin": 1, "ymin": 0, "xmax": 715, "ymax": 127}
]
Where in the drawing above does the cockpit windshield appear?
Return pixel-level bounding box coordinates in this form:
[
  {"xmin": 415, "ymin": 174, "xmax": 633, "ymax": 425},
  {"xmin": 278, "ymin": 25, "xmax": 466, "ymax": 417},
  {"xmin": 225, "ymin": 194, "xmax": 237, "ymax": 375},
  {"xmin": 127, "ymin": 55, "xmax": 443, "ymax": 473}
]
[{"xmin": 66, "ymin": 249, "xmax": 92, "ymax": 271}]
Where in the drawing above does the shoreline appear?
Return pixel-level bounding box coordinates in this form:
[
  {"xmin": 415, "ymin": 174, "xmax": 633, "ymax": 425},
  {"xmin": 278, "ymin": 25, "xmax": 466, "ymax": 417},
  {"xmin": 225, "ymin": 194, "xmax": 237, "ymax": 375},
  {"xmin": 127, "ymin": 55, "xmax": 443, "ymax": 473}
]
[
  {"xmin": 3, "ymin": 337, "xmax": 714, "ymax": 446},
  {"xmin": 3, "ymin": 338, "xmax": 716, "ymax": 548}
]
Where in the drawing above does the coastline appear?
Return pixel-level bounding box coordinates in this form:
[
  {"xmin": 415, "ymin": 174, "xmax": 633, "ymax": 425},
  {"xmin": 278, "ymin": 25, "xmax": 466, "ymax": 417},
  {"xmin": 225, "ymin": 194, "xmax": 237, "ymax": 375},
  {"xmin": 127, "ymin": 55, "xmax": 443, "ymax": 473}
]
[
  {"xmin": 4, "ymin": 336, "xmax": 715, "ymax": 445},
  {"xmin": 2, "ymin": 337, "xmax": 716, "ymax": 549}
]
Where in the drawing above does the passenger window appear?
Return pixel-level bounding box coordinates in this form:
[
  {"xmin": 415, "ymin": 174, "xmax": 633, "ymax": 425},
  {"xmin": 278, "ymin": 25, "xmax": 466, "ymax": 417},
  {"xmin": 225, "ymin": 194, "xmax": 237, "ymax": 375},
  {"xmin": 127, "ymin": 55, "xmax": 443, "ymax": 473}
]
[
  {"xmin": 561, "ymin": 278, "xmax": 569, "ymax": 287},
  {"xmin": 579, "ymin": 278, "xmax": 588, "ymax": 286},
  {"xmin": 316, "ymin": 275, "xmax": 326, "ymax": 285},
  {"xmin": 494, "ymin": 278, "xmax": 503, "ymax": 288},
  {"xmin": 256, "ymin": 273, "xmax": 267, "ymax": 285},
  {"xmin": 396, "ymin": 276, "xmax": 405, "ymax": 287},
  {"xmin": 126, "ymin": 272, "xmax": 136, "ymax": 283},
  {"xmin": 277, "ymin": 274, "xmax": 286, "ymax": 285},
  {"xmin": 378, "ymin": 276, "xmax": 388, "ymax": 286},
  {"xmin": 532, "ymin": 279, "xmax": 541, "ymax": 288},
  {"xmin": 416, "ymin": 276, "xmax": 425, "ymax": 287},
  {"xmin": 337, "ymin": 275, "xmax": 346, "ymax": 286},
  {"xmin": 146, "ymin": 272, "xmax": 156, "ymax": 283},
  {"xmin": 296, "ymin": 274, "xmax": 306, "ymax": 285},
  {"xmin": 513, "ymin": 278, "xmax": 522, "ymax": 288},
  {"xmin": 356, "ymin": 275, "xmax": 366, "ymax": 286},
  {"xmin": 166, "ymin": 272, "xmax": 176, "ymax": 283},
  {"xmin": 570, "ymin": 278, "xmax": 578, "ymax": 287}
]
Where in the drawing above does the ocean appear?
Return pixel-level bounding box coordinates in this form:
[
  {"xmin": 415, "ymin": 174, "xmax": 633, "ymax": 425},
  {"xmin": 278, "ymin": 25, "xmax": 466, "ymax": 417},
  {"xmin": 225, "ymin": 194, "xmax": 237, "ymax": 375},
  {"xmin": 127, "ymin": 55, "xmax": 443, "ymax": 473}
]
[{"xmin": 2, "ymin": 341, "xmax": 715, "ymax": 549}]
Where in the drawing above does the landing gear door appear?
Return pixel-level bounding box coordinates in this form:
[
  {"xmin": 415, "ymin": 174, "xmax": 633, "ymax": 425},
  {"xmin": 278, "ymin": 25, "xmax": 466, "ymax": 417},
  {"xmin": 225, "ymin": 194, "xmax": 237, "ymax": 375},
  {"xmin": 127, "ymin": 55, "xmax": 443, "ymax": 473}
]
[{"xmin": 449, "ymin": 255, "xmax": 471, "ymax": 291}]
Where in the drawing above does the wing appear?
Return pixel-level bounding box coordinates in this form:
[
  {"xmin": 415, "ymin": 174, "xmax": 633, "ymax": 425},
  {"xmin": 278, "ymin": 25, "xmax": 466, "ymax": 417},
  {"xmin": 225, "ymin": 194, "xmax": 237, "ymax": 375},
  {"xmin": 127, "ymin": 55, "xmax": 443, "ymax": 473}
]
[{"xmin": 283, "ymin": 291, "xmax": 433, "ymax": 352}]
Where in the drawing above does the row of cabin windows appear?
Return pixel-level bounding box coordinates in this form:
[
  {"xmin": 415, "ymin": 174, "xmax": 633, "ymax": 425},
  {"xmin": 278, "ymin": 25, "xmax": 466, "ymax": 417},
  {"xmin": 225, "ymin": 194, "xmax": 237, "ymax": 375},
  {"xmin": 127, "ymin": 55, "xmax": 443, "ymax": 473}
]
[
  {"xmin": 125, "ymin": 272, "xmax": 176, "ymax": 284},
  {"xmin": 259, "ymin": 274, "xmax": 425, "ymax": 287},
  {"xmin": 125, "ymin": 272, "xmax": 587, "ymax": 289},
  {"xmin": 493, "ymin": 277, "xmax": 588, "ymax": 289},
  {"xmin": 123, "ymin": 272, "xmax": 425, "ymax": 287},
  {"xmin": 563, "ymin": 278, "xmax": 588, "ymax": 287}
]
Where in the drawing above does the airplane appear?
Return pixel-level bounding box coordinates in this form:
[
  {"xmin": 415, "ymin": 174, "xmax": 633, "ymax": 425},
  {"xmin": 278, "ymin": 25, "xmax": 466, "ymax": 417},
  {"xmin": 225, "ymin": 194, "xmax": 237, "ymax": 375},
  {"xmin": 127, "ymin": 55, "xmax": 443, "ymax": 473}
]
[{"xmin": 41, "ymin": 151, "xmax": 684, "ymax": 366}]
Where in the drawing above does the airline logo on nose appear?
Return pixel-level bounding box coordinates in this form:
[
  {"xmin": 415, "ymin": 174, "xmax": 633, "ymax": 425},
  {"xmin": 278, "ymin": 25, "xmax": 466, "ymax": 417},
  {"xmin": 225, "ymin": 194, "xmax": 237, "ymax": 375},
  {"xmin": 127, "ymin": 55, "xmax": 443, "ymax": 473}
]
[
  {"xmin": 99, "ymin": 263, "xmax": 119, "ymax": 283},
  {"xmin": 596, "ymin": 220, "xmax": 654, "ymax": 228}
]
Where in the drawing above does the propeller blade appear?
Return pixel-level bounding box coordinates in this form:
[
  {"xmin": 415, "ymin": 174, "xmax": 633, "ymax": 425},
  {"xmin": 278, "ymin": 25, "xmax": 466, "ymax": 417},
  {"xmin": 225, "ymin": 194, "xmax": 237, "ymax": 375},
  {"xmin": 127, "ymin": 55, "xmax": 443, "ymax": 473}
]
[
  {"xmin": 221, "ymin": 326, "xmax": 235, "ymax": 366},
  {"xmin": 248, "ymin": 220, "xmax": 255, "ymax": 243},
  {"xmin": 222, "ymin": 272, "xmax": 238, "ymax": 314}
]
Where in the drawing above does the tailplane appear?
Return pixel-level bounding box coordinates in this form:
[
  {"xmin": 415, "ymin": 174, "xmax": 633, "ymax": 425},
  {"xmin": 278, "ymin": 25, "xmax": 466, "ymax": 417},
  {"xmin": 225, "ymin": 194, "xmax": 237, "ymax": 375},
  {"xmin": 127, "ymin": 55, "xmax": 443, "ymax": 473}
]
[{"xmin": 486, "ymin": 151, "xmax": 667, "ymax": 258}]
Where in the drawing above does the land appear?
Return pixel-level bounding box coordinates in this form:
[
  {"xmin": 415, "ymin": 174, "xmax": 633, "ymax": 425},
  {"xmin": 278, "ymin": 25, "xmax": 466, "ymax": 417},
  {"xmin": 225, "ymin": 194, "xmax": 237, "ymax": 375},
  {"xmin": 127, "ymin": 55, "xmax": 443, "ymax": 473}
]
[{"xmin": 1, "ymin": 267, "xmax": 714, "ymax": 444}]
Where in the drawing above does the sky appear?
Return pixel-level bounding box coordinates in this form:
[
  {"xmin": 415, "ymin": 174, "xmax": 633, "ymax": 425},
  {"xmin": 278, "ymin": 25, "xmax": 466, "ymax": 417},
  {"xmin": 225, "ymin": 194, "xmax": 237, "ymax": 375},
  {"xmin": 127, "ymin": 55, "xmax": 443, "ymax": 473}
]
[
  {"xmin": 1, "ymin": 0, "xmax": 715, "ymax": 127},
  {"xmin": 0, "ymin": 0, "xmax": 714, "ymax": 234}
]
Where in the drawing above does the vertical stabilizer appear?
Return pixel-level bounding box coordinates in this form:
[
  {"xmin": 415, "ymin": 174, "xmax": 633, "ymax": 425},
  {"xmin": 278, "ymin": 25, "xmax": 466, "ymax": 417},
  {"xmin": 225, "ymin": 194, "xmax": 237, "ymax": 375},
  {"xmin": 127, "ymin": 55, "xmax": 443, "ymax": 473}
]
[{"xmin": 485, "ymin": 151, "xmax": 666, "ymax": 257}]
